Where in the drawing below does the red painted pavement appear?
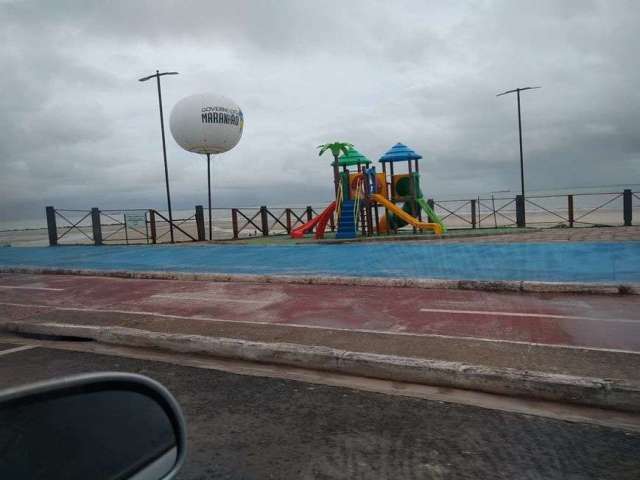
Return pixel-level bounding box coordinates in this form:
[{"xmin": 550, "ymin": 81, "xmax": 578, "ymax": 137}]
[{"xmin": 1, "ymin": 273, "xmax": 639, "ymax": 351}]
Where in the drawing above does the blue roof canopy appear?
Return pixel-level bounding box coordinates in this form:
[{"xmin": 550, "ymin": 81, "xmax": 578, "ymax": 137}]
[{"xmin": 379, "ymin": 143, "xmax": 422, "ymax": 163}]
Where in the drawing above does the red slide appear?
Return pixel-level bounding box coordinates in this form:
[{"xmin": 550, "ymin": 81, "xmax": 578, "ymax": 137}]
[{"xmin": 291, "ymin": 202, "xmax": 336, "ymax": 239}]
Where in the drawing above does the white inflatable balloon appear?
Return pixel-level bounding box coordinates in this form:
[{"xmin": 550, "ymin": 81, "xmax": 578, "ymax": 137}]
[{"xmin": 169, "ymin": 93, "xmax": 243, "ymax": 155}]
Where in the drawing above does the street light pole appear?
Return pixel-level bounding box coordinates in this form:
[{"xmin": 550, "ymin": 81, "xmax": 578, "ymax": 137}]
[
  {"xmin": 207, "ymin": 153, "xmax": 213, "ymax": 241},
  {"xmin": 496, "ymin": 86, "xmax": 540, "ymax": 201},
  {"xmin": 516, "ymin": 90, "xmax": 524, "ymax": 200},
  {"xmin": 139, "ymin": 70, "xmax": 179, "ymax": 243}
]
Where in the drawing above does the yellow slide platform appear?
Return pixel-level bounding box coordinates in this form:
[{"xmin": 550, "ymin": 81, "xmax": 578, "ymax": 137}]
[{"xmin": 371, "ymin": 194, "xmax": 443, "ymax": 235}]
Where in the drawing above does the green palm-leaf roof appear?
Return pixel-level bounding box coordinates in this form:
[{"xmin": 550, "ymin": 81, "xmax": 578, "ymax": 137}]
[{"xmin": 334, "ymin": 148, "xmax": 371, "ymax": 167}]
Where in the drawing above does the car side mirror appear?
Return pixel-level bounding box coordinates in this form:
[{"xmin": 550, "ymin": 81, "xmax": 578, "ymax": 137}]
[{"xmin": 0, "ymin": 372, "xmax": 187, "ymax": 480}]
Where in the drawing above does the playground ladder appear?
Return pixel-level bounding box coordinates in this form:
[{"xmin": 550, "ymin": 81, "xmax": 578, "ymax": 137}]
[{"xmin": 336, "ymin": 199, "xmax": 357, "ymax": 239}]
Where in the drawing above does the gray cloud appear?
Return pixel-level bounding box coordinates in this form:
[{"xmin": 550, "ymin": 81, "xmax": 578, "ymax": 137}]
[{"xmin": 1, "ymin": 0, "xmax": 639, "ymax": 225}]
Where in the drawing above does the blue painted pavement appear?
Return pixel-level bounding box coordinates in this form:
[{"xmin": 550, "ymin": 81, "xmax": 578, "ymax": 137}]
[{"xmin": 0, "ymin": 242, "xmax": 639, "ymax": 283}]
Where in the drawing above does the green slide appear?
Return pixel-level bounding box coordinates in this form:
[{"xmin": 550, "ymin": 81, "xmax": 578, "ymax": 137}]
[
  {"xmin": 413, "ymin": 174, "xmax": 446, "ymax": 232},
  {"xmin": 385, "ymin": 201, "xmax": 413, "ymax": 230},
  {"xmin": 384, "ymin": 198, "xmax": 446, "ymax": 233},
  {"xmin": 384, "ymin": 173, "xmax": 447, "ymax": 232},
  {"xmin": 416, "ymin": 197, "xmax": 447, "ymax": 233}
]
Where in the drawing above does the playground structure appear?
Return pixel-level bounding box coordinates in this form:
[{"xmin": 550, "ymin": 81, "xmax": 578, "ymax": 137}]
[{"xmin": 291, "ymin": 143, "xmax": 446, "ymax": 239}]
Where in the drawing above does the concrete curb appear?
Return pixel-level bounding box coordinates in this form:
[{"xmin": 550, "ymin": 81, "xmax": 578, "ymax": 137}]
[
  {"xmin": 4, "ymin": 321, "xmax": 640, "ymax": 413},
  {"xmin": 1, "ymin": 266, "xmax": 637, "ymax": 295}
]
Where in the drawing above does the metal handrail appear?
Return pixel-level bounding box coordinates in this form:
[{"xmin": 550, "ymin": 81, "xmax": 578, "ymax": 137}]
[
  {"xmin": 234, "ymin": 209, "xmax": 262, "ymax": 235},
  {"xmin": 353, "ymin": 175, "xmax": 364, "ymax": 231},
  {"xmin": 151, "ymin": 210, "xmax": 197, "ymax": 241},
  {"xmin": 477, "ymin": 198, "xmax": 516, "ymax": 225},
  {"xmin": 266, "ymin": 209, "xmax": 289, "ymax": 232},
  {"xmin": 288, "ymin": 208, "xmax": 308, "ymax": 230},
  {"xmin": 525, "ymin": 198, "xmax": 569, "ymax": 223},
  {"xmin": 434, "ymin": 200, "xmax": 474, "ymax": 225},
  {"xmin": 335, "ymin": 178, "xmax": 344, "ymax": 226},
  {"xmin": 100, "ymin": 208, "xmax": 150, "ymax": 213},
  {"xmin": 573, "ymin": 193, "xmax": 622, "ymax": 223},
  {"xmin": 55, "ymin": 210, "xmax": 93, "ymax": 241},
  {"xmin": 98, "ymin": 211, "xmax": 149, "ymax": 243},
  {"xmin": 156, "ymin": 214, "xmax": 196, "ymax": 241}
]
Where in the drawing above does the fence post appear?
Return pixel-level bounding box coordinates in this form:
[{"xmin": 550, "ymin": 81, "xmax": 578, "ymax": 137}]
[
  {"xmin": 91, "ymin": 207, "xmax": 102, "ymax": 245},
  {"xmin": 195, "ymin": 205, "xmax": 205, "ymax": 241},
  {"xmin": 232, "ymin": 209, "xmax": 239, "ymax": 239},
  {"xmin": 149, "ymin": 210, "xmax": 157, "ymax": 244},
  {"xmin": 45, "ymin": 206, "xmax": 58, "ymax": 246},
  {"xmin": 260, "ymin": 206, "xmax": 269, "ymax": 236},
  {"xmin": 568, "ymin": 195, "xmax": 574, "ymax": 228},
  {"xmin": 427, "ymin": 199, "xmax": 435, "ymax": 223},
  {"xmin": 623, "ymin": 189, "xmax": 632, "ymax": 226},
  {"xmin": 305, "ymin": 206, "xmax": 313, "ymax": 233},
  {"xmin": 470, "ymin": 199, "xmax": 477, "ymax": 229},
  {"xmin": 285, "ymin": 209, "xmax": 292, "ymax": 233},
  {"xmin": 516, "ymin": 195, "xmax": 526, "ymax": 227}
]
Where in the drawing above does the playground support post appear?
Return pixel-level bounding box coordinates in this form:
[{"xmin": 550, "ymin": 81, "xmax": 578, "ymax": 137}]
[
  {"xmin": 389, "ymin": 162, "xmax": 397, "ymax": 233},
  {"xmin": 362, "ymin": 170, "xmax": 374, "ymax": 236},
  {"xmin": 414, "ymin": 159, "xmax": 422, "ymax": 222},
  {"xmin": 373, "ymin": 203, "xmax": 380, "ymax": 234},
  {"xmin": 407, "ymin": 159, "xmax": 417, "ymax": 234},
  {"xmin": 333, "ymin": 161, "xmax": 340, "ymax": 196},
  {"xmin": 381, "ymin": 162, "xmax": 390, "ymax": 234}
]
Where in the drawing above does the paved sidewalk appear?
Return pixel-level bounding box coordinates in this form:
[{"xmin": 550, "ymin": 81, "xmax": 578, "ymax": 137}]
[
  {"xmin": 440, "ymin": 226, "xmax": 640, "ymax": 243},
  {"xmin": 2, "ymin": 241, "xmax": 640, "ymax": 283},
  {"xmin": 1, "ymin": 273, "xmax": 639, "ymax": 383}
]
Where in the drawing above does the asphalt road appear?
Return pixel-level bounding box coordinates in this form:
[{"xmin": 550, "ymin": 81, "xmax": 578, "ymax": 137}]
[{"xmin": 1, "ymin": 345, "xmax": 639, "ymax": 479}]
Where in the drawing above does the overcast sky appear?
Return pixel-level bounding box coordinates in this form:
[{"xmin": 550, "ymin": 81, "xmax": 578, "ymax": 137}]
[{"xmin": 1, "ymin": 0, "xmax": 639, "ymax": 222}]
